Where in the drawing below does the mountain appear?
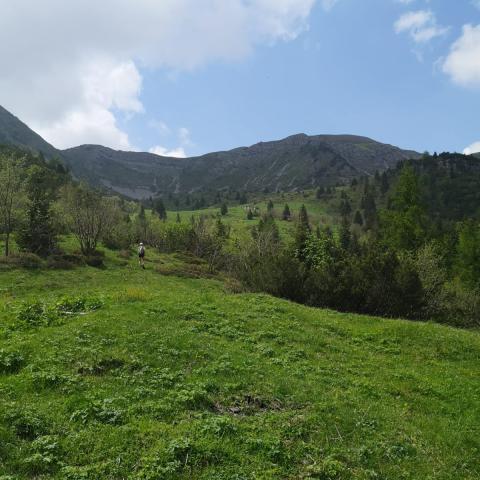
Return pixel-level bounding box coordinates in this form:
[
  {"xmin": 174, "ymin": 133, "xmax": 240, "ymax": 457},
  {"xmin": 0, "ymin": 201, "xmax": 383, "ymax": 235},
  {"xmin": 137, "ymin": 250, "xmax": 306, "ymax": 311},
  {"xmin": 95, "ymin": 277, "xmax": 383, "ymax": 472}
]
[
  {"xmin": 0, "ymin": 105, "xmax": 420, "ymax": 199},
  {"xmin": 62, "ymin": 134, "xmax": 419, "ymax": 199},
  {"xmin": 0, "ymin": 105, "xmax": 58, "ymax": 159}
]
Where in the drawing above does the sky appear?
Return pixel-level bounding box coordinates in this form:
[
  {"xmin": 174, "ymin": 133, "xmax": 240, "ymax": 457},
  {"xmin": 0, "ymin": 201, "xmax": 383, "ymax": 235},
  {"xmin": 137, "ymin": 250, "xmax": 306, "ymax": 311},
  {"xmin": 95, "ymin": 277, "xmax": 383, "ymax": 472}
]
[{"xmin": 0, "ymin": 0, "xmax": 479, "ymax": 157}]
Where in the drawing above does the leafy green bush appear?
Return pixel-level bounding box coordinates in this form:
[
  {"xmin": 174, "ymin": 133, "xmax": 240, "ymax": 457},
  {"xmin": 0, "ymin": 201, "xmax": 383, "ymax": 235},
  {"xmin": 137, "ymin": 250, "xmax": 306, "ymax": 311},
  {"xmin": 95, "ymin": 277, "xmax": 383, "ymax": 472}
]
[
  {"xmin": 5, "ymin": 408, "xmax": 49, "ymax": 440},
  {"xmin": 70, "ymin": 398, "xmax": 125, "ymax": 425},
  {"xmin": 17, "ymin": 301, "xmax": 58, "ymax": 327},
  {"xmin": 55, "ymin": 295, "xmax": 103, "ymax": 314},
  {"xmin": 0, "ymin": 349, "xmax": 24, "ymax": 373},
  {"xmin": 16, "ymin": 296, "xmax": 103, "ymax": 328},
  {"xmin": 21, "ymin": 435, "xmax": 62, "ymax": 475}
]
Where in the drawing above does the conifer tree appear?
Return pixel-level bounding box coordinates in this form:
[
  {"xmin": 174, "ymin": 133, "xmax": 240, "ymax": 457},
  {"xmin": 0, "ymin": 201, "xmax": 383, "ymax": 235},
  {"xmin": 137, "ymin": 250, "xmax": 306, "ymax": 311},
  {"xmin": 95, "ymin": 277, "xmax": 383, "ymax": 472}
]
[{"xmin": 295, "ymin": 204, "xmax": 311, "ymax": 256}]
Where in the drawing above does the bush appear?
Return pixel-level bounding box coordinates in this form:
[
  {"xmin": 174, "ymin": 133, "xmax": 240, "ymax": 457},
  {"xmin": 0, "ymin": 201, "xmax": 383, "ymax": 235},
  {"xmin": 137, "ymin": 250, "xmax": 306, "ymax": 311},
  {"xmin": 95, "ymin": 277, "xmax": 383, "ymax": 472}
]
[
  {"xmin": 0, "ymin": 349, "xmax": 25, "ymax": 373},
  {"xmin": 85, "ymin": 254, "xmax": 104, "ymax": 268},
  {"xmin": 442, "ymin": 281, "xmax": 480, "ymax": 328},
  {"xmin": 0, "ymin": 253, "xmax": 43, "ymax": 269},
  {"xmin": 46, "ymin": 254, "xmax": 85, "ymax": 270},
  {"xmin": 17, "ymin": 301, "xmax": 58, "ymax": 327},
  {"xmin": 5, "ymin": 409, "xmax": 49, "ymax": 440}
]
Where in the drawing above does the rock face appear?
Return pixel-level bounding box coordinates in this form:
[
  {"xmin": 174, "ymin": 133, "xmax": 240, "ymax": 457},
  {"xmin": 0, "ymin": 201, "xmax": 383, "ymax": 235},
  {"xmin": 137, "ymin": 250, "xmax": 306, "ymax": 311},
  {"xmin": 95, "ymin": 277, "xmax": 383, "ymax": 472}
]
[
  {"xmin": 61, "ymin": 134, "xmax": 419, "ymax": 198},
  {"xmin": 0, "ymin": 104, "xmax": 420, "ymax": 198}
]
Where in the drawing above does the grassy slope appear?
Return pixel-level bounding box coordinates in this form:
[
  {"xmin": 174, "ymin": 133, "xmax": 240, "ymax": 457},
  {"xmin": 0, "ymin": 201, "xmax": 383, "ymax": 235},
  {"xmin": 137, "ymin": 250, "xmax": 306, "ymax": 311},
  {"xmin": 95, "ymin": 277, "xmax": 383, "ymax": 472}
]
[
  {"xmin": 165, "ymin": 191, "xmax": 340, "ymax": 243},
  {"xmin": 0, "ymin": 250, "xmax": 479, "ymax": 479}
]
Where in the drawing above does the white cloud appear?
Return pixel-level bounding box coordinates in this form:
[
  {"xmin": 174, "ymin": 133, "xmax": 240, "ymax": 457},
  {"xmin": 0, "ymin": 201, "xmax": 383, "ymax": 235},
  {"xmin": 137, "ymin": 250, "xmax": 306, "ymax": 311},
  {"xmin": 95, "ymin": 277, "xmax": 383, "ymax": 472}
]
[
  {"xmin": 443, "ymin": 24, "xmax": 480, "ymax": 88},
  {"xmin": 148, "ymin": 120, "xmax": 172, "ymax": 137},
  {"xmin": 0, "ymin": 0, "xmax": 316, "ymax": 150},
  {"xmin": 35, "ymin": 60, "xmax": 143, "ymax": 149},
  {"xmin": 149, "ymin": 146, "xmax": 187, "ymax": 158},
  {"xmin": 463, "ymin": 142, "xmax": 480, "ymax": 155},
  {"xmin": 394, "ymin": 10, "xmax": 449, "ymax": 44},
  {"xmin": 321, "ymin": 0, "xmax": 339, "ymax": 11}
]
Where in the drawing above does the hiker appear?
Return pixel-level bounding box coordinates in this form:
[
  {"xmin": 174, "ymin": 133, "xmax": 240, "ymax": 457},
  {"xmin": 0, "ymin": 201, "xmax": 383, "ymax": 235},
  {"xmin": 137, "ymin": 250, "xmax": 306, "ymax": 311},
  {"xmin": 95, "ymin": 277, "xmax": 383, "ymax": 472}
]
[{"xmin": 138, "ymin": 242, "xmax": 146, "ymax": 269}]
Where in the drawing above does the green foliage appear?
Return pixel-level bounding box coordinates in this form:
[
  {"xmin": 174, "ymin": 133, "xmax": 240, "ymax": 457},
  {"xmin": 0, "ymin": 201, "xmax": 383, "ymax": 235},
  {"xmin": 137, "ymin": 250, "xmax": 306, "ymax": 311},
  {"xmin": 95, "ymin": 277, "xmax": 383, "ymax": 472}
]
[
  {"xmin": 16, "ymin": 295, "xmax": 103, "ymax": 328},
  {"xmin": 294, "ymin": 204, "xmax": 311, "ymax": 259},
  {"xmin": 0, "ymin": 349, "xmax": 24, "ymax": 373},
  {"xmin": 153, "ymin": 197, "xmax": 167, "ymax": 221},
  {"xmin": 16, "ymin": 159, "xmax": 65, "ymax": 256},
  {"xmin": 455, "ymin": 220, "xmax": 480, "ymax": 289},
  {"xmin": 380, "ymin": 164, "xmax": 429, "ymax": 252}
]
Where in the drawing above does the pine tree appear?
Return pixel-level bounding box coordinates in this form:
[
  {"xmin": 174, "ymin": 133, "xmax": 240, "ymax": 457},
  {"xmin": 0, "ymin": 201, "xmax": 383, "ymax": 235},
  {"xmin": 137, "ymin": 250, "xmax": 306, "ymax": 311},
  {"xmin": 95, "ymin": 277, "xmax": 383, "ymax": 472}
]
[
  {"xmin": 339, "ymin": 216, "xmax": 351, "ymax": 251},
  {"xmin": 176, "ymin": 212, "xmax": 181, "ymax": 223},
  {"xmin": 220, "ymin": 203, "xmax": 228, "ymax": 216},
  {"xmin": 353, "ymin": 210, "xmax": 364, "ymax": 226},
  {"xmin": 295, "ymin": 204, "xmax": 311, "ymax": 256},
  {"xmin": 340, "ymin": 199, "xmax": 352, "ymax": 217},
  {"xmin": 380, "ymin": 164, "xmax": 428, "ymax": 251},
  {"xmin": 267, "ymin": 200, "xmax": 274, "ymax": 212},
  {"xmin": 154, "ymin": 198, "xmax": 167, "ymax": 221},
  {"xmin": 16, "ymin": 163, "xmax": 59, "ymax": 256},
  {"xmin": 282, "ymin": 204, "xmax": 291, "ymax": 221},
  {"xmin": 380, "ymin": 172, "xmax": 389, "ymax": 195},
  {"xmin": 247, "ymin": 209, "xmax": 254, "ymax": 220}
]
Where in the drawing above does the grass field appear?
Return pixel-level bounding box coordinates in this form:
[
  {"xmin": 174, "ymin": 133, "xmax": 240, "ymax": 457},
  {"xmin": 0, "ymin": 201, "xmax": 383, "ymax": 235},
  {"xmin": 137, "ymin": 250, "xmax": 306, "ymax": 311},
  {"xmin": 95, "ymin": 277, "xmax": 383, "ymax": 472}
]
[
  {"xmin": 164, "ymin": 190, "xmax": 341, "ymax": 243},
  {"xmin": 0, "ymin": 248, "xmax": 479, "ymax": 479}
]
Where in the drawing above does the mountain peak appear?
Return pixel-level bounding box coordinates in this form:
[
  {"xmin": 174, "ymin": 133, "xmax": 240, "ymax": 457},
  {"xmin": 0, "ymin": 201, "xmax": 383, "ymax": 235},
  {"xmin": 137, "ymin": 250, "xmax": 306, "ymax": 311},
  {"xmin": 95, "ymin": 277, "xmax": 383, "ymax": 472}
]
[{"xmin": 0, "ymin": 104, "xmax": 420, "ymax": 199}]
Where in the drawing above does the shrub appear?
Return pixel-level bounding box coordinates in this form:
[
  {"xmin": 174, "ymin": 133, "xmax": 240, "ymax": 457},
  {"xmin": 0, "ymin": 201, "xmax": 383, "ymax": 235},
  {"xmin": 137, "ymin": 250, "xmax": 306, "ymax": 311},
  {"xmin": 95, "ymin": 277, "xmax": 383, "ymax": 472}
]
[
  {"xmin": 17, "ymin": 301, "xmax": 57, "ymax": 327},
  {"xmin": 46, "ymin": 254, "xmax": 85, "ymax": 270},
  {"xmin": 5, "ymin": 409, "xmax": 48, "ymax": 440},
  {"xmin": 70, "ymin": 398, "xmax": 125, "ymax": 425},
  {"xmin": 0, "ymin": 253, "xmax": 43, "ymax": 269},
  {"xmin": 84, "ymin": 254, "xmax": 104, "ymax": 268},
  {"xmin": 55, "ymin": 295, "xmax": 103, "ymax": 314},
  {"xmin": 0, "ymin": 349, "xmax": 25, "ymax": 374}
]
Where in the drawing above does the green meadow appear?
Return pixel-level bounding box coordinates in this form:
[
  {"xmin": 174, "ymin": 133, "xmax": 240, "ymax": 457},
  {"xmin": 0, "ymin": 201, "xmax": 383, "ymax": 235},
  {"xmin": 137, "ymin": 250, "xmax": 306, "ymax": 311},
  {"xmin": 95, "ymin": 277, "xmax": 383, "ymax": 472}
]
[
  {"xmin": 163, "ymin": 190, "xmax": 340, "ymax": 244},
  {"xmin": 0, "ymin": 248, "xmax": 479, "ymax": 479}
]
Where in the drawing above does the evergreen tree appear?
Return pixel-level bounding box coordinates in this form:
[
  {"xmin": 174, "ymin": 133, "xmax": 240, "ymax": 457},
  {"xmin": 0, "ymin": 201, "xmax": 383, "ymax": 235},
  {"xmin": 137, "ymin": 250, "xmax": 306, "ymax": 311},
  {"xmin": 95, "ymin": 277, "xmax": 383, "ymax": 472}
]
[
  {"xmin": 154, "ymin": 198, "xmax": 167, "ymax": 221},
  {"xmin": 215, "ymin": 218, "xmax": 229, "ymax": 239},
  {"xmin": 282, "ymin": 204, "xmax": 291, "ymax": 221},
  {"xmin": 220, "ymin": 202, "xmax": 228, "ymax": 216},
  {"xmin": 455, "ymin": 220, "xmax": 480, "ymax": 288},
  {"xmin": 247, "ymin": 209, "xmax": 254, "ymax": 220},
  {"xmin": 340, "ymin": 199, "xmax": 352, "ymax": 217},
  {"xmin": 380, "ymin": 164, "xmax": 428, "ymax": 251},
  {"xmin": 380, "ymin": 172, "xmax": 390, "ymax": 195},
  {"xmin": 137, "ymin": 204, "xmax": 148, "ymax": 241},
  {"xmin": 267, "ymin": 199, "xmax": 274, "ymax": 212},
  {"xmin": 339, "ymin": 216, "xmax": 351, "ymax": 251},
  {"xmin": 353, "ymin": 210, "xmax": 364, "ymax": 226},
  {"xmin": 176, "ymin": 212, "xmax": 181, "ymax": 223},
  {"xmin": 16, "ymin": 163, "xmax": 60, "ymax": 256},
  {"xmin": 295, "ymin": 205, "xmax": 311, "ymax": 257}
]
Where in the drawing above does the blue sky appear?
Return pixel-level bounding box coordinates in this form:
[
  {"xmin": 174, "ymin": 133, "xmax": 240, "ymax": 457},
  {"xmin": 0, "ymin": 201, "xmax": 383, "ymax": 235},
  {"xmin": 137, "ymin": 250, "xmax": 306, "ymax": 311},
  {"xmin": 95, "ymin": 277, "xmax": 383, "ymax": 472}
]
[{"xmin": 1, "ymin": 0, "xmax": 479, "ymax": 156}]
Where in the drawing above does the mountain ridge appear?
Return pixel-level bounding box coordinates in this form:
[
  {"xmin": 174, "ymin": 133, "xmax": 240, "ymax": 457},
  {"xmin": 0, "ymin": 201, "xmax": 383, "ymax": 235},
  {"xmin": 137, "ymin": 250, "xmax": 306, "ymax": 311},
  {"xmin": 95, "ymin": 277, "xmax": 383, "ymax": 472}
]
[{"xmin": 0, "ymin": 104, "xmax": 420, "ymax": 198}]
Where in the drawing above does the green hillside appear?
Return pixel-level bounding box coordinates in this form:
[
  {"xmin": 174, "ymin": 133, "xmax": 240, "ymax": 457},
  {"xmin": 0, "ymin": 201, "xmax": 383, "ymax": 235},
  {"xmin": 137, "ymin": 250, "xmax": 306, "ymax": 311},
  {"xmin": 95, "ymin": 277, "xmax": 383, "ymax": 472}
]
[{"xmin": 1, "ymin": 250, "xmax": 479, "ymax": 479}]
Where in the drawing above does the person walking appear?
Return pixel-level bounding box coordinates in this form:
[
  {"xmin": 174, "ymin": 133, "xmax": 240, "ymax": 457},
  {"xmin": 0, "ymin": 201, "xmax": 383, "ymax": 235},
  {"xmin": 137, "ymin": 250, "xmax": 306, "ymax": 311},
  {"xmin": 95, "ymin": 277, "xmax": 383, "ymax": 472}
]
[{"xmin": 138, "ymin": 242, "xmax": 146, "ymax": 269}]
